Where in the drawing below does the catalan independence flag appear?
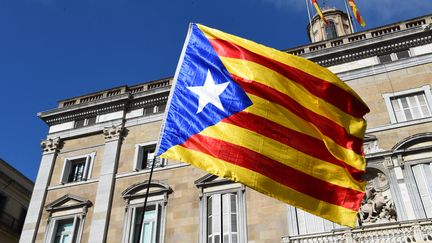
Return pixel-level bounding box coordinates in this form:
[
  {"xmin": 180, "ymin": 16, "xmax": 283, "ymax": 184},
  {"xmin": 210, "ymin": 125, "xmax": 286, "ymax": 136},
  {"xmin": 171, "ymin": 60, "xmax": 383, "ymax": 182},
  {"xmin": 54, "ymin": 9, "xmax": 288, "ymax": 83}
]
[
  {"xmin": 157, "ymin": 24, "xmax": 370, "ymax": 227},
  {"xmin": 349, "ymin": 0, "xmax": 366, "ymax": 27}
]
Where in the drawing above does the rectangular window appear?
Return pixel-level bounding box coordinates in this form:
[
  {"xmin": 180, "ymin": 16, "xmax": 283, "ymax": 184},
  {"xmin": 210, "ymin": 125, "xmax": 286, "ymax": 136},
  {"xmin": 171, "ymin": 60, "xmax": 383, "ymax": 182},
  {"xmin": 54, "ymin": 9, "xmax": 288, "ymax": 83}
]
[
  {"xmin": 411, "ymin": 163, "xmax": 432, "ymax": 218},
  {"xmin": 383, "ymin": 86, "xmax": 432, "ymax": 124},
  {"xmin": 129, "ymin": 205, "xmax": 161, "ymax": 243},
  {"xmin": 60, "ymin": 153, "xmax": 95, "ymax": 184},
  {"xmin": 0, "ymin": 193, "xmax": 6, "ymax": 212},
  {"xmin": 134, "ymin": 144, "xmax": 166, "ymax": 171},
  {"xmin": 207, "ymin": 193, "xmax": 239, "ymax": 243},
  {"xmin": 74, "ymin": 116, "xmax": 96, "ymax": 128},
  {"xmin": 390, "ymin": 92, "xmax": 431, "ymax": 122},
  {"xmin": 396, "ymin": 49, "xmax": 410, "ymax": 59},
  {"xmin": 47, "ymin": 216, "xmax": 82, "ymax": 243},
  {"xmin": 378, "ymin": 54, "xmax": 393, "ymax": 63},
  {"xmin": 67, "ymin": 158, "xmax": 86, "ymax": 183}
]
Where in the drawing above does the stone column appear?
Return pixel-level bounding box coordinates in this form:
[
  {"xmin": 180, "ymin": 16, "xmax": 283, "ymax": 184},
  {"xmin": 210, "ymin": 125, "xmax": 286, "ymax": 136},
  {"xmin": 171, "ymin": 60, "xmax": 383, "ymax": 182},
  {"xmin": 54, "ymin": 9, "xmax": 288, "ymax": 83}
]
[
  {"xmin": 20, "ymin": 137, "xmax": 61, "ymax": 243},
  {"xmin": 88, "ymin": 124, "xmax": 123, "ymax": 243}
]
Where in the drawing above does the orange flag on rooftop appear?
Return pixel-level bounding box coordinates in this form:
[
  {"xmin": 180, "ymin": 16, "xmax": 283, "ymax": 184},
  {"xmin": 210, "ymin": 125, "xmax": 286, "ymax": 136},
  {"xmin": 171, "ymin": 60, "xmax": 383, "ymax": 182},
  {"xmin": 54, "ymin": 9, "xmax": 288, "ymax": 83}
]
[
  {"xmin": 157, "ymin": 23, "xmax": 370, "ymax": 227},
  {"xmin": 311, "ymin": 0, "xmax": 329, "ymax": 26},
  {"xmin": 349, "ymin": 0, "xmax": 366, "ymax": 27}
]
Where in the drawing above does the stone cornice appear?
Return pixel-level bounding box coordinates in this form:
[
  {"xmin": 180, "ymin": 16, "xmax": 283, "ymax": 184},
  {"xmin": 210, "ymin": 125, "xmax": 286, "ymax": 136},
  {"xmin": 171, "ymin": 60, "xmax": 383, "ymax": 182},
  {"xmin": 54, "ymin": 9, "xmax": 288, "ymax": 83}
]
[
  {"xmin": 311, "ymin": 30, "xmax": 432, "ymax": 67},
  {"xmin": 38, "ymin": 93, "xmax": 131, "ymax": 119},
  {"xmin": 38, "ymin": 89, "xmax": 169, "ymax": 126}
]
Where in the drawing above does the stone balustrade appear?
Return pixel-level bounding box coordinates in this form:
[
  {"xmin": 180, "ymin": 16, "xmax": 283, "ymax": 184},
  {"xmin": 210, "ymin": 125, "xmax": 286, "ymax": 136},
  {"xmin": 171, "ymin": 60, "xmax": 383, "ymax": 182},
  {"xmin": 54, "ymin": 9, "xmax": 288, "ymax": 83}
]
[{"xmin": 282, "ymin": 219, "xmax": 432, "ymax": 243}]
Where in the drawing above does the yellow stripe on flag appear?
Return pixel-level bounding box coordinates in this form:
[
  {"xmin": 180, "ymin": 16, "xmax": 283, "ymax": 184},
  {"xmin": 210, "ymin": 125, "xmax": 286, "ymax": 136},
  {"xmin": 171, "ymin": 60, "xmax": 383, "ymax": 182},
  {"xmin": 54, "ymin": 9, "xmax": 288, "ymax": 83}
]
[
  {"xmin": 220, "ymin": 57, "xmax": 366, "ymax": 139},
  {"xmin": 199, "ymin": 122, "xmax": 365, "ymax": 191},
  {"xmin": 245, "ymin": 94, "xmax": 366, "ymax": 170},
  {"xmin": 162, "ymin": 145, "xmax": 359, "ymax": 227}
]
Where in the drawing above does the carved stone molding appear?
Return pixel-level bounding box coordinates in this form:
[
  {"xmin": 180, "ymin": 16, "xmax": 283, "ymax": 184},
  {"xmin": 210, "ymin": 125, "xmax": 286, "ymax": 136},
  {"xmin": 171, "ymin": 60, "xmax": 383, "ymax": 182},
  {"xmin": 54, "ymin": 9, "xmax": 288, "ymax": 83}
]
[
  {"xmin": 40, "ymin": 137, "xmax": 62, "ymax": 154},
  {"xmin": 103, "ymin": 124, "xmax": 124, "ymax": 142}
]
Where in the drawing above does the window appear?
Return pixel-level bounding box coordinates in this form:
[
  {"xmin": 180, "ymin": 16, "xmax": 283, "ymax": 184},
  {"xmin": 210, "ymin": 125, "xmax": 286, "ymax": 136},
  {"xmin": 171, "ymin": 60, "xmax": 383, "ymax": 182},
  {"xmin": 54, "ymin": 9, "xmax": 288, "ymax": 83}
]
[
  {"xmin": 52, "ymin": 217, "xmax": 80, "ymax": 243},
  {"xmin": 378, "ymin": 49, "xmax": 411, "ymax": 64},
  {"xmin": 60, "ymin": 153, "xmax": 95, "ymax": 184},
  {"xmin": 411, "ymin": 162, "xmax": 432, "ymax": 218},
  {"xmin": 396, "ymin": 49, "xmax": 410, "ymax": 59},
  {"xmin": 134, "ymin": 143, "xmax": 166, "ymax": 171},
  {"xmin": 144, "ymin": 104, "xmax": 166, "ymax": 116},
  {"xmin": 383, "ymin": 86, "xmax": 432, "ymax": 124},
  {"xmin": 121, "ymin": 181, "xmax": 172, "ymax": 243},
  {"xmin": 74, "ymin": 116, "xmax": 96, "ymax": 128},
  {"xmin": 390, "ymin": 93, "xmax": 431, "ymax": 122},
  {"xmin": 0, "ymin": 193, "xmax": 6, "ymax": 212},
  {"xmin": 378, "ymin": 54, "xmax": 393, "ymax": 64},
  {"xmin": 44, "ymin": 195, "xmax": 91, "ymax": 243},
  {"xmin": 324, "ymin": 20, "xmax": 338, "ymax": 39},
  {"xmin": 207, "ymin": 193, "xmax": 239, "ymax": 243},
  {"xmin": 128, "ymin": 204, "xmax": 161, "ymax": 243},
  {"xmin": 195, "ymin": 174, "xmax": 246, "ymax": 243}
]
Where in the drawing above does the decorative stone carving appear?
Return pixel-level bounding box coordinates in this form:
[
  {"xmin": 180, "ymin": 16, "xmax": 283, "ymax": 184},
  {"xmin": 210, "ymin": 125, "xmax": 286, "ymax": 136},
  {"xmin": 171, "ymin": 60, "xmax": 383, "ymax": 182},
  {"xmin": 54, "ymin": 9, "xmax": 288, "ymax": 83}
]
[
  {"xmin": 359, "ymin": 169, "xmax": 397, "ymax": 224},
  {"xmin": 103, "ymin": 124, "xmax": 124, "ymax": 141},
  {"xmin": 40, "ymin": 137, "xmax": 61, "ymax": 153},
  {"xmin": 363, "ymin": 139, "xmax": 384, "ymax": 155}
]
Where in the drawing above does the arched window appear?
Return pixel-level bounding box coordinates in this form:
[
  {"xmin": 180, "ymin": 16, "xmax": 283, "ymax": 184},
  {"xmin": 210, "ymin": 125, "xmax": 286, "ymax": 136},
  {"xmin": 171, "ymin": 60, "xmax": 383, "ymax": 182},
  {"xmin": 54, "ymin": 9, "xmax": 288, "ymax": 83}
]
[
  {"xmin": 324, "ymin": 20, "xmax": 338, "ymax": 39},
  {"xmin": 195, "ymin": 174, "xmax": 247, "ymax": 243},
  {"xmin": 121, "ymin": 181, "xmax": 172, "ymax": 243}
]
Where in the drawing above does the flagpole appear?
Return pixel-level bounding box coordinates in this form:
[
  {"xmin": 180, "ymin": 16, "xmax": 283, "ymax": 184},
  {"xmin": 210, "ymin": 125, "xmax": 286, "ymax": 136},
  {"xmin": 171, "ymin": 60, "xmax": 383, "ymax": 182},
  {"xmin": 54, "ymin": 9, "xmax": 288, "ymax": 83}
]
[
  {"xmin": 136, "ymin": 157, "xmax": 157, "ymax": 242},
  {"xmin": 305, "ymin": 0, "xmax": 315, "ymax": 42},
  {"xmin": 343, "ymin": 0, "xmax": 356, "ymax": 33}
]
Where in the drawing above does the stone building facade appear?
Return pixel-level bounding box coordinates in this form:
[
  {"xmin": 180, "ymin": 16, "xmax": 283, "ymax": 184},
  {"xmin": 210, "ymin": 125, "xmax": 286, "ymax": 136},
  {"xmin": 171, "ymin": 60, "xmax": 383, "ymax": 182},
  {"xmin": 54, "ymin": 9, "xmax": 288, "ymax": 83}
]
[
  {"xmin": 20, "ymin": 11, "xmax": 432, "ymax": 243},
  {"xmin": 0, "ymin": 159, "xmax": 33, "ymax": 243}
]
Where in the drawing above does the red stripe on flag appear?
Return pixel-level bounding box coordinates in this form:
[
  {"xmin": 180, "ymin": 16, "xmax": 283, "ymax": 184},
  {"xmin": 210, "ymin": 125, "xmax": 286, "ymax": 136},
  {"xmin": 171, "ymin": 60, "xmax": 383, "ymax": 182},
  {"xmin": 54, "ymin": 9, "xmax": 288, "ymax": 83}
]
[
  {"xmin": 231, "ymin": 74, "xmax": 365, "ymax": 155},
  {"xmin": 182, "ymin": 134, "xmax": 365, "ymax": 211},
  {"xmin": 208, "ymin": 38, "xmax": 370, "ymax": 118},
  {"xmin": 222, "ymin": 111, "xmax": 365, "ymax": 181}
]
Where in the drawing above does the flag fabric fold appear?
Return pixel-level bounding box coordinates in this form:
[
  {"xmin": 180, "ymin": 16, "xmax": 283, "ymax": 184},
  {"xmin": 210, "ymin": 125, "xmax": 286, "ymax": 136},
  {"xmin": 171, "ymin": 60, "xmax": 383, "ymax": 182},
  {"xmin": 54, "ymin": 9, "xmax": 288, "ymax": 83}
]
[
  {"xmin": 311, "ymin": 0, "xmax": 329, "ymax": 26},
  {"xmin": 349, "ymin": 0, "xmax": 366, "ymax": 27},
  {"xmin": 157, "ymin": 23, "xmax": 370, "ymax": 227}
]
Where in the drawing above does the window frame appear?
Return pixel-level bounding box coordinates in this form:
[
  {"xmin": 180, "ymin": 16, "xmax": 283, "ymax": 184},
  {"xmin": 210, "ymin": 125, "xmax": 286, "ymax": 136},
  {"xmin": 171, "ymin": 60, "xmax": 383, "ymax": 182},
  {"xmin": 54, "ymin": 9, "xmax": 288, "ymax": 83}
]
[
  {"xmin": 196, "ymin": 176, "xmax": 247, "ymax": 243},
  {"xmin": 133, "ymin": 142, "xmax": 166, "ymax": 171},
  {"xmin": 324, "ymin": 19, "xmax": 338, "ymax": 40},
  {"xmin": 123, "ymin": 202, "xmax": 163, "ymax": 243},
  {"xmin": 43, "ymin": 195, "xmax": 91, "ymax": 243},
  {"xmin": 45, "ymin": 215, "xmax": 83, "ymax": 243},
  {"xmin": 383, "ymin": 85, "xmax": 432, "ymax": 124},
  {"xmin": 60, "ymin": 152, "xmax": 96, "ymax": 184},
  {"xmin": 121, "ymin": 182, "xmax": 171, "ymax": 243},
  {"xmin": 403, "ymin": 158, "xmax": 432, "ymax": 220}
]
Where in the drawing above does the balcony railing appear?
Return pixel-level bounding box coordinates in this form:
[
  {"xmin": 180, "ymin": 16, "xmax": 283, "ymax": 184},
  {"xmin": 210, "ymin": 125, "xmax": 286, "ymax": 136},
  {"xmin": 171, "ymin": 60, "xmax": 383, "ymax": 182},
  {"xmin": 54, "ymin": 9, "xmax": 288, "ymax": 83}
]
[{"xmin": 282, "ymin": 219, "xmax": 432, "ymax": 243}]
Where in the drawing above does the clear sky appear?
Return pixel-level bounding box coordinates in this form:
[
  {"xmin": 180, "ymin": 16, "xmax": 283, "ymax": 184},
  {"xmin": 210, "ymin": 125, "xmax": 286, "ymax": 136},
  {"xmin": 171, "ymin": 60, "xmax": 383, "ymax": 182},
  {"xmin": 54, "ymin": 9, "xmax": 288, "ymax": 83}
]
[{"xmin": 1, "ymin": 0, "xmax": 431, "ymax": 181}]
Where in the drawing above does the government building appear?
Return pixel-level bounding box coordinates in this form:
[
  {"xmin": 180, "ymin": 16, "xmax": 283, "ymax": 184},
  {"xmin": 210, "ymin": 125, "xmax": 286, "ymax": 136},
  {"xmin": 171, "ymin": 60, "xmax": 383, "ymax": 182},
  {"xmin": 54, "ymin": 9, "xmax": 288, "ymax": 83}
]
[{"xmin": 20, "ymin": 9, "xmax": 432, "ymax": 243}]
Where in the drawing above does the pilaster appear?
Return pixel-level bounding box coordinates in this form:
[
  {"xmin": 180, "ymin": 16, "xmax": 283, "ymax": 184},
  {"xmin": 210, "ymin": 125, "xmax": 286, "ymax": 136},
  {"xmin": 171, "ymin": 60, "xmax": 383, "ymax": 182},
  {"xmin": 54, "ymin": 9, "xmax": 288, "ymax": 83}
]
[
  {"xmin": 88, "ymin": 124, "xmax": 124, "ymax": 243},
  {"xmin": 20, "ymin": 137, "xmax": 62, "ymax": 243}
]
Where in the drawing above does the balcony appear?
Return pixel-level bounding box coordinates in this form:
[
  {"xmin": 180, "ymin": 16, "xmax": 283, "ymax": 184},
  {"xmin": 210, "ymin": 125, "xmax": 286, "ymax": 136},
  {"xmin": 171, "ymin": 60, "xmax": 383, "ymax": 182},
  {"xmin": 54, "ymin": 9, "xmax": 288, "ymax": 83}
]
[{"xmin": 282, "ymin": 219, "xmax": 432, "ymax": 243}]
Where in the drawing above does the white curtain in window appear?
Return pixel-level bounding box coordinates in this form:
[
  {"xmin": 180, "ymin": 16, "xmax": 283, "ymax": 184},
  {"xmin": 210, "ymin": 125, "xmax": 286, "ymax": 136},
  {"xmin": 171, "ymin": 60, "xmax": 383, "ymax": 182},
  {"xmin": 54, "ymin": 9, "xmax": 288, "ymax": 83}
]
[
  {"xmin": 292, "ymin": 208, "xmax": 341, "ymax": 236},
  {"xmin": 207, "ymin": 193, "xmax": 238, "ymax": 243},
  {"xmin": 412, "ymin": 163, "xmax": 432, "ymax": 218}
]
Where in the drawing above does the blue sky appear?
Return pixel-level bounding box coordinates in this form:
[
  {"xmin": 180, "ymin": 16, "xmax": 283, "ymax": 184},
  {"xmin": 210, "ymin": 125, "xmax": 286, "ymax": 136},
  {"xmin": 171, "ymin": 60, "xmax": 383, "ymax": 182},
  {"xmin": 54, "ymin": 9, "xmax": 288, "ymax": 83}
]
[{"xmin": 1, "ymin": 0, "xmax": 431, "ymax": 181}]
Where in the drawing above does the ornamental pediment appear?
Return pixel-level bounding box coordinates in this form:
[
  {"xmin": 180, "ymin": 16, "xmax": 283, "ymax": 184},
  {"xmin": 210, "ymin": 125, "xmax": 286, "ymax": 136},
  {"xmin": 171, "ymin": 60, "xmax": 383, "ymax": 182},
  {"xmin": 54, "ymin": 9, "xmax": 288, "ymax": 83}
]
[{"xmin": 45, "ymin": 194, "xmax": 92, "ymax": 212}]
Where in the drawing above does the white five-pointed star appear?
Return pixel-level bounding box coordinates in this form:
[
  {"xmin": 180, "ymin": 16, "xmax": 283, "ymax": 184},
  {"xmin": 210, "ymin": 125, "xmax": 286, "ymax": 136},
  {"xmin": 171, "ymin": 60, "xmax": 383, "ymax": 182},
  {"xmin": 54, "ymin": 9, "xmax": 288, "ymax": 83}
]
[{"xmin": 187, "ymin": 70, "xmax": 230, "ymax": 114}]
